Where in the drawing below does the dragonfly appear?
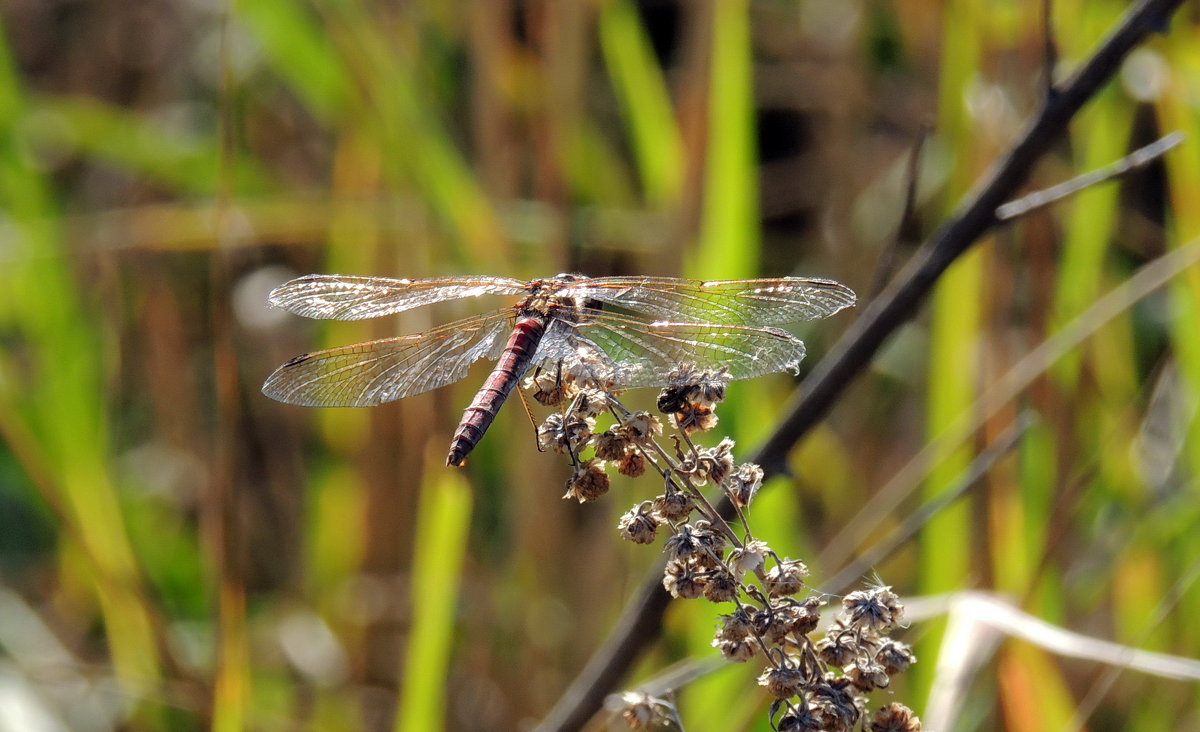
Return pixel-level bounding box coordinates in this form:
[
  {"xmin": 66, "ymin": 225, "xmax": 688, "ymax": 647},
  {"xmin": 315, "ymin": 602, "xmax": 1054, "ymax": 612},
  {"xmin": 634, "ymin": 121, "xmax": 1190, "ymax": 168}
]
[{"xmin": 262, "ymin": 273, "xmax": 856, "ymax": 466}]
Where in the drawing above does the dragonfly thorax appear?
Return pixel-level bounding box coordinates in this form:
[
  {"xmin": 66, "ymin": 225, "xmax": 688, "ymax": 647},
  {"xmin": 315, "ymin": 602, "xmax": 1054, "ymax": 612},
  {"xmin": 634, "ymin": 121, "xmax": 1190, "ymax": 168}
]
[{"xmin": 519, "ymin": 274, "xmax": 594, "ymax": 318}]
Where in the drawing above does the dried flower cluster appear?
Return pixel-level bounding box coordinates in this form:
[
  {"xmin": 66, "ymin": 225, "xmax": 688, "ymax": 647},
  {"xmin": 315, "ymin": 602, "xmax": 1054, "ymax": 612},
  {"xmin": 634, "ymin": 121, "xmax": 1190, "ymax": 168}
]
[{"xmin": 528, "ymin": 364, "xmax": 919, "ymax": 731}]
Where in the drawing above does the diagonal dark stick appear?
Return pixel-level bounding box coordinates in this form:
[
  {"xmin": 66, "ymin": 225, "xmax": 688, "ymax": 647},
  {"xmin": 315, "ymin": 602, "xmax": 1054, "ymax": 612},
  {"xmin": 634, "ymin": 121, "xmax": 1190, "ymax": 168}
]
[{"xmin": 535, "ymin": 2, "xmax": 1187, "ymax": 729}]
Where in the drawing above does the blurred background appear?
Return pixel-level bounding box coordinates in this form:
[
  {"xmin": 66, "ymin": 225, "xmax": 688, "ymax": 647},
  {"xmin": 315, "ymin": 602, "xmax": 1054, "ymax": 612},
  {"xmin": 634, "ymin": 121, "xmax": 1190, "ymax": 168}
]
[{"xmin": 1, "ymin": 0, "xmax": 1199, "ymax": 729}]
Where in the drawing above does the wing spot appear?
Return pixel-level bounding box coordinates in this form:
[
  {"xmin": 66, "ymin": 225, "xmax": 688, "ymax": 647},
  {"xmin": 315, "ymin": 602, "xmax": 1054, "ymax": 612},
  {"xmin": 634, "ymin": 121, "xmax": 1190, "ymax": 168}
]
[{"xmin": 282, "ymin": 353, "xmax": 313, "ymax": 368}]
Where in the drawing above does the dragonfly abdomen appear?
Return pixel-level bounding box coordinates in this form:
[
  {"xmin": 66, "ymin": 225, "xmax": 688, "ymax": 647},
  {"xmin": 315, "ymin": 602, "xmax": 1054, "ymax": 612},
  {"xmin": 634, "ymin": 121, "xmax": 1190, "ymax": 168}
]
[{"xmin": 446, "ymin": 315, "xmax": 548, "ymax": 466}]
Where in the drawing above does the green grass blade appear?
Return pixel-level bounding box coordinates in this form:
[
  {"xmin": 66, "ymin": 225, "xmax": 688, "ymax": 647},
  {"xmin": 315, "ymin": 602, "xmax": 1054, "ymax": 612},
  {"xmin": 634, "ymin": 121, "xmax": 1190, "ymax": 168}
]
[
  {"xmin": 916, "ymin": 0, "xmax": 987, "ymax": 702},
  {"xmin": 29, "ymin": 96, "xmax": 274, "ymax": 195},
  {"xmin": 1159, "ymin": 28, "xmax": 1200, "ymax": 485},
  {"xmin": 693, "ymin": 0, "xmax": 757, "ymax": 280},
  {"xmin": 395, "ymin": 465, "xmax": 473, "ymax": 731},
  {"xmin": 1048, "ymin": 88, "xmax": 1133, "ymax": 385},
  {"xmin": 234, "ymin": 0, "xmax": 351, "ymax": 124},
  {"xmin": 598, "ymin": 0, "xmax": 685, "ymax": 206}
]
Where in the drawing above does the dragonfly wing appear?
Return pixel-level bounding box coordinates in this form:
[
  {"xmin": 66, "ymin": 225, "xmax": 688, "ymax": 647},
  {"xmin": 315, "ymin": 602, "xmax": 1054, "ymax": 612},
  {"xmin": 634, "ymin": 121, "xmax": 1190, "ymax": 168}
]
[
  {"xmin": 531, "ymin": 318, "xmax": 623, "ymax": 387},
  {"xmin": 561, "ymin": 276, "xmax": 855, "ymax": 326},
  {"xmin": 269, "ymin": 274, "xmax": 528, "ymax": 320},
  {"xmin": 262, "ymin": 311, "xmax": 512, "ymax": 406},
  {"xmin": 544, "ymin": 309, "xmax": 808, "ymax": 389}
]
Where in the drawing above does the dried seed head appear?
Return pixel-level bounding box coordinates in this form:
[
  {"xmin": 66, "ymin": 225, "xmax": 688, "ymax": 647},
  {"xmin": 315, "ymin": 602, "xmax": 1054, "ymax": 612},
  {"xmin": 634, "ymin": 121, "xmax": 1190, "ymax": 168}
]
[
  {"xmin": 652, "ymin": 490, "xmax": 695, "ymax": 522},
  {"xmin": 777, "ymin": 708, "xmax": 824, "ymax": 732},
  {"xmin": 701, "ymin": 438, "xmax": 735, "ymax": 484},
  {"xmin": 525, "ymin": 370, "xmax": 574, "ymax": 406},
  {"xmin": 563, "ymin": 459, "xmax": 610, "ymax": 503},
  {"xmin": 688, "ymin": 520, "xmax": 727, "ymax": 566},
  {"xmin": 538, "ymin": 413, "xmax": 594, "ymax": 454},
  {"xmin": 575, "ymin": 387, "xmax": 611, "ymax": 418},
  {"xmin": 663, "ymin": 523, "xmax": 704, "ymax": 561},
  {"xmin": 815, "ymin": 621, "xmax": 859, "ymax": 668},
  {"xmin": 728, "ymin": 539, "xmax": 769, "ymax": 577},
  {"xmin": 615, "ymin": 691, "xmax": 673, "ymax": 729},
  {"xmin": 667, "ymin": 403, "xmax": 720, "ymax": 434},
  {"xmin": 713, "ymin": 637, "xmax": 757, "ymax": 662},
  {"xmin": 617, "ymin": 505, "xmax": 661, "ymax": 545},
  {"xmin": 674, "ymin": 453, "xmax": 705, "ymax": 485},
  {"xmin": 558, "ymin": 349, "xmax": 619, "ymax": 393},
  {"xmin": 693, "ymin": 367, "xmax": 730, "ymax": 405},
  {"xmin": 757, "ymin": 659, "xmax": 806, "ymax": 699},
  {"xmin": 662, "ymin": 559, "xmax": 705, "ymax": 599},
  {"xmin": 787, "ymin": 595, "xmax": 825, "ymax": 633},
  {"xmin": 717, "ymin": 606, "xmax": 756, "ymax": 641},
  {"xmin": 674, "ymin": 438, "xmax": 734, "ymax": 486},
  {"xmin": 656, "ymin": 386, "xmax": 690, "ymax": 415},
  {"xmin": 537, "ymin": 413, "xmax": 568, "ymax": 453},
  {"xmin": 724, "ymin": 462, "xmax": 764, "ymax": 508},
  {"xmin": 567, "ymin": 418, "xmax": 595, "ymax": 450},
  {"xmin": 866, "ymin": 703, "xmax": 922, "ymax": 732},
  {"xmin": 765, "ymin": 559, "xmax": 810, "ymax": 597},
  {"xmin": 702, "ymin": 566, "xmax": 739, "ymax": 603},
  {"xmin": 846, "ymin": 659, "xmax": 890, "ymax": 691},
  {"xmin": 617, "ymin": 450, "xmax": 647, "ymax": 477},
  {"xmin": 658, "ymin": 366, "xmax": 731, "ymax": 410},
  {"xmin": 841, "ymin": 586, "xmax": 903, "ymax": 633},
  {"xmin": 876, "ymin": 641, "xmax": 916, "ymax": 675},
  {"xmin": 768, "ymin": 595, "xmax": 825, "ymax": 643},
  {"xmin": 808, "ymin": 675, "xmax": 862, "ymax": 730},
  {"xmin": 624, "ymin": 411, "xmax": 662, "ymax": 441},
  {"xmin": 753, "ymin": 605, "xmax": 794, "ymax": 645},
  {"xmin": 594, "ymin": 429, "xmax": 632, "ymax": 460}
]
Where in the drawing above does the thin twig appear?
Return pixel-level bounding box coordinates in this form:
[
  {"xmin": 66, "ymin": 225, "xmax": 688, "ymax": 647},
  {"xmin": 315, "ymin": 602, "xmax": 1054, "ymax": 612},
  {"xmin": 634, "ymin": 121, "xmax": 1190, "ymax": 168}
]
[
  {"xmin": 996, "ymin": 130, "xmax": 1184, "ymax": 221},
  {"xmin": 534, "ymin": 2, "xmax": 1188, "ymax": 729},
  {"xmin": 1066, "ymin": 558, "xmax": 1200, "ymax": 731},
  {"xmin": 819, "ymin": 413, "xmax": 1034, "ymax": 595}
]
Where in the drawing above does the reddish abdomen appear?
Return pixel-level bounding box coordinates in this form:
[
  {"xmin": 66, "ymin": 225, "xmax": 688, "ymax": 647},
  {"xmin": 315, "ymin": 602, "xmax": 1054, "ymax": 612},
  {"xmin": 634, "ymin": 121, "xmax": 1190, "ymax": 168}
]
[{"xmin": 446, "ymin": 315, "xmax": 546, "ymax": 466}]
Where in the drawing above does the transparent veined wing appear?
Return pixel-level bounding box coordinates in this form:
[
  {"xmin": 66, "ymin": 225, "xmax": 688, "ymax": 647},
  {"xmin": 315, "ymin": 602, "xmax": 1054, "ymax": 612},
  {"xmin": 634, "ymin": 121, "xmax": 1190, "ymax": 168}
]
[
  {"xmin": 268, "ymin": 274, "xmax": 529, "ymax": 321},
  {"xmin": 262, "ymin": 311, "xmax": 513, "ymax": 406},
  {"xmin": 532, "ymin": 308, "xmax": 808, "ymax": 390},
  {"xmin": 558, "ymin": 276, "xmax": 855, "ymax": 326}
]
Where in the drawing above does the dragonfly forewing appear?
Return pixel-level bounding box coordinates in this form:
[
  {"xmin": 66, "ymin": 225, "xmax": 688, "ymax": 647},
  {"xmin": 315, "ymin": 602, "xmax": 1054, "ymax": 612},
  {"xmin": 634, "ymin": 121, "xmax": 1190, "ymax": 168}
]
[
  {"xmin": 269, "ymin": 274, "xmax": 528, "ymax": 321},
  {"xmin": 559, "ymin": 276, "xmax": 856, "ymax": 327}
]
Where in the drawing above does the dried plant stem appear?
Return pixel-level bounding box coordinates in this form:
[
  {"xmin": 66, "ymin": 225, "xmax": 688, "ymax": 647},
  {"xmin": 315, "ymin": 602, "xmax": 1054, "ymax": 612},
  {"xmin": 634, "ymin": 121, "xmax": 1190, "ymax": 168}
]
[{"xmin": 996, "ymin": 130, "xmax": 1184, "ymax": 221}]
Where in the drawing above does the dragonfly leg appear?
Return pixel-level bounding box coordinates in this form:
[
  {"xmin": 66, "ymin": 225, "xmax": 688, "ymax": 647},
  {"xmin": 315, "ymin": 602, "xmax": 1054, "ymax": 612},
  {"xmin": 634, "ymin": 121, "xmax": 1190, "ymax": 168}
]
[{"xmin": 515, "ymin": 372, "xmax": 543, "ymax": 453}]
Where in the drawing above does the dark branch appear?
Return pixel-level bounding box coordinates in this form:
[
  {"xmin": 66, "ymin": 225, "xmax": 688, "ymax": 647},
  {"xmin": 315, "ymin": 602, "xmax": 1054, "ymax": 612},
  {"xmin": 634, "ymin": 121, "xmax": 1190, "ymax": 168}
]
[{"xmin": 534, "ymin": 2, "xmax": 1188, "ymax": 729}]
